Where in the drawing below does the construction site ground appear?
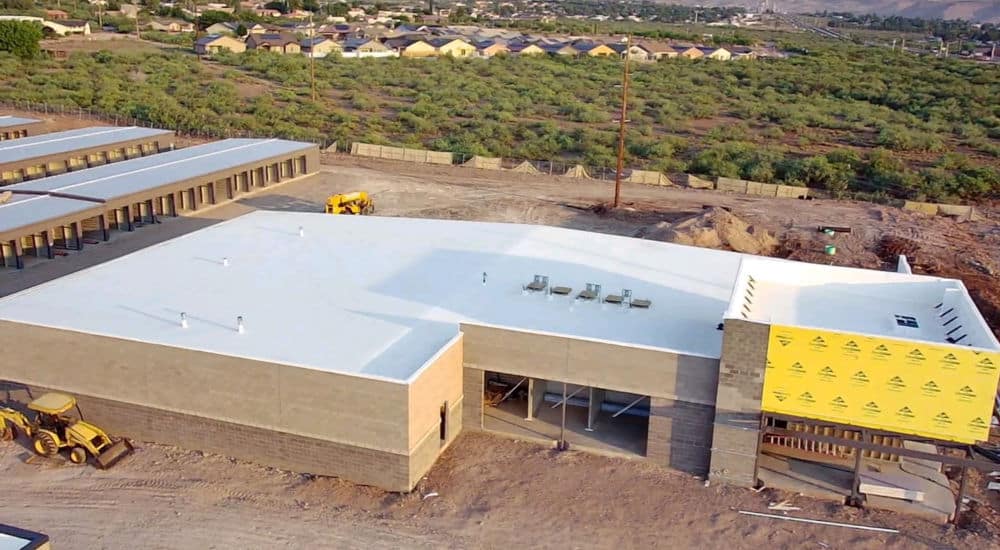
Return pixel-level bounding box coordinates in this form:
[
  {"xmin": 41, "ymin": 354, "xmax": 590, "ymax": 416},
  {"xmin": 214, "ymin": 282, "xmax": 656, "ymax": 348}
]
[{"xmin": 2, "ymin": 152, "xmax": 999, "ymax": 548}]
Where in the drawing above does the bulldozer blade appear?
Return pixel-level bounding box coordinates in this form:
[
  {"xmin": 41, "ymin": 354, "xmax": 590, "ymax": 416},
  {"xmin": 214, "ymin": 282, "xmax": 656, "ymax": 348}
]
[{"xmin": 96, "ymin": 439, "xmax": 134, "ymax": 469}]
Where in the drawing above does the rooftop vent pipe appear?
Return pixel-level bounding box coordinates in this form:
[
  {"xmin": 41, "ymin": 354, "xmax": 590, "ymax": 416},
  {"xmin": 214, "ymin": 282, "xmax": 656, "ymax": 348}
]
[
  {"xmin": 180, "ymin": 312, "xmax": 188, "ymax": 329},
  {"xmin": 222, "ymin": 257, "xmax": 230, "ymax": 267},
  {"xmin": 237, "ymin": 315, "xmax": 245, "ymax": 334},
  {"xmin": 298, "ymin": 226, "xmax": 305, "ymax": 237}
]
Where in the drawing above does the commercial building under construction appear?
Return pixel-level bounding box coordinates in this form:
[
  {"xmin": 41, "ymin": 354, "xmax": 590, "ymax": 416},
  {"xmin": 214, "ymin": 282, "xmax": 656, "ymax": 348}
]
[{"xmin": 0, "ymin": 212, "xmax": 996, "ymax": 492}]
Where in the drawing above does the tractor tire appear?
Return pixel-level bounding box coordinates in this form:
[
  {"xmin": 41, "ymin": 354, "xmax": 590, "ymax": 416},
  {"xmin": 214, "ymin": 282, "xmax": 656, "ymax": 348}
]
[
  {"xmin": 69, "ymin": 447, "xmax": 87, "ymax": 465},
  {"xmin": 32, "ymin": 432, "xmax": 58, "ymax": 457},
  {"xmin": 1, "ymin": 422, "xmax": 15, "ymax": 442}
]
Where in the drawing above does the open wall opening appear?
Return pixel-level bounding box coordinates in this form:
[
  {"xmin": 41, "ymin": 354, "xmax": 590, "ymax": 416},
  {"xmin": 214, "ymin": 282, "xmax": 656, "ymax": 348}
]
[{"xmin": 481, "ymin": 371, "xmax": 649, "ymax": 457}]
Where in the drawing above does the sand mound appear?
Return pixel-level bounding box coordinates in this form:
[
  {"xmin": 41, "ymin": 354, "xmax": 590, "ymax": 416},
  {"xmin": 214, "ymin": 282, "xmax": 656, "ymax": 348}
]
[{"xmin": 637, "ymin": 207, "xmax": 778, "ymax": 255}]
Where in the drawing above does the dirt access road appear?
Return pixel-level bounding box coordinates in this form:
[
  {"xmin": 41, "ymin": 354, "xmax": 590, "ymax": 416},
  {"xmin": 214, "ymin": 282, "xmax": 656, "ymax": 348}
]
[
  {"xmin": 1, "ymin": 432, "xmax": 992, "ymax": 549},
  {"xmin": 1, "ymin": 154, "xmax": 998, "ymax": 548}
]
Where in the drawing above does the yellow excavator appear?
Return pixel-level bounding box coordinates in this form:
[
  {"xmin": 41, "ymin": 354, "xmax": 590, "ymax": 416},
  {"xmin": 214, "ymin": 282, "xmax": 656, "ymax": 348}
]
[
  {"xmin": 324, "ymin": 191, "xmax": 374, "ymax": 215},
  {"xmin": 0, "ymin": 392, "xmax": 133, "ymax": 468}
]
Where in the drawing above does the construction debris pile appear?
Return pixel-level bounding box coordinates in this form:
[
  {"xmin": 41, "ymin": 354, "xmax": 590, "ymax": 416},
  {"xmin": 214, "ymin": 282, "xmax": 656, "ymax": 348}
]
[{"xmin": 636, "ymin": 207, "xmax": 778, "ymax": 256}]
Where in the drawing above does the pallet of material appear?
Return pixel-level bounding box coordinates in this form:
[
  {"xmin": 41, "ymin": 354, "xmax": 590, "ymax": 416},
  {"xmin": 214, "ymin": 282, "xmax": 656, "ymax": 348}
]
[{"xmin": 860, "ymin": 471, "xmax": 927, "ymax": 502}]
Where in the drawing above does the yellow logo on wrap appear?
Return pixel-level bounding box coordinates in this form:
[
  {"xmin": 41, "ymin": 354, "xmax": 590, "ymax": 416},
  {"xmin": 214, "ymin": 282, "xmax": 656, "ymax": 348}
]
[
  {"xmin": 776, "ymin": 333, "xmax": 793, "ymax": 347},
  {"xmin": 809, "ymin": 336, "xmax": 828, "ymax": 351},
  {"xmin": 956, "ymin": 386, "xmax": 976, "ymax": 401},
  {"xmin": 830, "ymin": 396, "xmax": 848, "ymax": 411},
  {"xmin": 906, "ymin": 348, "xmax": 926, "ymax": 365},
  {"xmin": 939, "ymin": 352, "xmax": 961, "ymax": 370},
  {"xmin": 841, "ymin": 340, "xmax": 861, "ymax": 356},
  {"xmin": 862, "ymin": 401, "xmax": 881, "ymax": 417},
  {"xmin": 850, "ymin": 370, "xmax": 870, "ymax": 385},
  {"xmin": 871, "ymin": 344, "xmax": 892, "ymax": 361},
  {"xmin": 818, "ymin": 366, "xmax": 836, "ymax": 381},
  {"xmin": 788, "ymin": 362, "xmax": 806, "ymax": 376},
  {"xmin": 921, "ymin": 380, "xmax": 941, "ymax": 396},
  {"xmin": 976, "ymin": 356, "xmax": 997, "ymax": 374},
  {"xmin": 932, "ymin": 412, "xmax": 952, "ymax": 427},
  {"xmin": 887, "ymin": 375, "xmax": 907, "ymax": 391}
]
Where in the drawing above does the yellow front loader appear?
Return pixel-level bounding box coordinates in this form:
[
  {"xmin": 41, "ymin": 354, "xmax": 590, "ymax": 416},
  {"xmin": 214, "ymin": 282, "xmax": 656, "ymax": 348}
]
[
  {"xmin": 0, "ymin": 393, "xmax": 133, "ymax": 469},
  {"xmin": 324, "ymin": 191, "xmax": 375, "ymax": 215}
]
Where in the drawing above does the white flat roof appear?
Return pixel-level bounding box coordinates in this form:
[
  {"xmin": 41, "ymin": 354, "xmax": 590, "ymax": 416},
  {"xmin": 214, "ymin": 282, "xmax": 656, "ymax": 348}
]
[
  {"xmin": 0, "ymin": 126, "xmax": 171, "ymax": 165},
  {"xmin": 0, "ymin": 533, "xmax": 30, "ymax": 550},
  {"xmin": 0, "ymin": 212, "xmax": 994, "ymax": 383},
  {"xmin": 0, "ymin": 115, "xmax": 41, "ymax": 129},
  {"xmin": 7, "ymin": 138, "xmax": 314, "ymax": 199}
]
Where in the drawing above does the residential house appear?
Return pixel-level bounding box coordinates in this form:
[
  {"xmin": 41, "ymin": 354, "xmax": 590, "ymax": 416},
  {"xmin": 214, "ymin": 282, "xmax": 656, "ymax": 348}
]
[
  {"xmin": 254, "ymin": 8, "xmax": 282, "ymax": 18},
  {"xmin": 318, "ymin": 23, "xmax": 359, "ymax": 40},
  {"xmin": 573, "ymin": 41, "xmax": 617, "ymax": 58},
  {"xmin": 147, "ymin": 19, "xmax": 194, "ymax": 33},
  {"xmin": 341, "ymin": 37, "xmax": 394, "ymax": 58},
  {"xmin": 635, "ymin": 42, "xmax": 678, "ymax": 60},
  {"xmin": 429, "ymin": 37, "xmax": 475, "ymax": 57},
  {"xmin": 541, "ymin": 42, "xmax": 577, "ymax": 56},
  {"xmin": 301, "ymin": 36, "xmax": 342, "ymax": 58},
  {"xmin": 205, "ymin": 21, "xmax": 239, "ymax": 35},
  {"xmin": 697, "ymin": 46, "xmax": 731, "ymax": 60},
  {"xmin": 508, "ymin": 42, "xmax": 545, "ymax": 56},
  {"xmin": 194, "ymin": 34, "xmax": 247, "ymax": 56},
  {"xmin": 475, "ymin": 39, "xmax": 509, "ymax": 57},
  {"xmin": 608, "ymin": 43, "xmax": 652, "ymax": 62},
  {"xmin": 246, "ymin": 33, "xmax": 301, "ymax": 54},
  {"xmin": 44, "ymin": 9, "xmax": 69, "ymax": 20},
  {"xmin": 674, "ymin": 45, "xmax": 704, "ymax": 59},
  {"xmin": 385, "ymin": 37, "xmax": 437, "ymax": 58},
  {"xmin": 728, "ymin": 46, "xmax": 757, "ymax": 60}
]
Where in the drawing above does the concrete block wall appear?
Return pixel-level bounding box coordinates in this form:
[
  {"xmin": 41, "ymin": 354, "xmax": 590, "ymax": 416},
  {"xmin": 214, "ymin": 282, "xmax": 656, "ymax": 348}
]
[
  {"xmin": 646, "ymin": 397, "xmax": 715, "ymax": 475},
  {"xmin": 0, "ymin": 381, "xmax": 412, "ymax": 490},
  {"xmin": 462, "ymin": 367, "xmax": 484, "ymax": 431},
  {"xmin": 709, "ymin": 319, "xmax": 770, "ymax": 486}
]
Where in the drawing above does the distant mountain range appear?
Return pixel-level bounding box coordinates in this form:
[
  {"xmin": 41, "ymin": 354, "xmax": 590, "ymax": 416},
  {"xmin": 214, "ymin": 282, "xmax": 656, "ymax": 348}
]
[{"xmin": 677, "ymin": 1, "xmax": 1000, "ymax": 23}]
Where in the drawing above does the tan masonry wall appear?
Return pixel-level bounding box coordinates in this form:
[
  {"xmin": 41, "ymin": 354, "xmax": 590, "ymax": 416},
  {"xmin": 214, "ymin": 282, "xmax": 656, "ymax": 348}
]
[
  {"xmin": 0, "ymin": 320, "xmax": 421, "ymax": 489},
  {"xmin": 406, "ymin": 334, "xmax": 465, "ymax": 486}
]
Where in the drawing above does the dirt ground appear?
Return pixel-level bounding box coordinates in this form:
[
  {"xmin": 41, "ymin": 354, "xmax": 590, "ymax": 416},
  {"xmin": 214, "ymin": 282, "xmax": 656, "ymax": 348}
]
[
  {"xmin": 0, "ymin": 432, "xmax": 994, "ymax": 550},
  {"xmin": 1, "ymin": 151, "xmax": 999, "ymax": 548}
]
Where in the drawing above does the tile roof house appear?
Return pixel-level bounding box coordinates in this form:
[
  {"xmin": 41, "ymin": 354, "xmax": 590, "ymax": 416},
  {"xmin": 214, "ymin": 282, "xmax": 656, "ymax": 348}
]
[
  {"xmin": 475, "ymin": 39, "xmax": 510, "ymax": 57},
  {"xmin": 385, "ymin": 37, "xmax": 437, "ymax": 57},
  {"xmin": 572, "ymin": 41, "xmax": 617, "ymax": 57},
  {"xmin": 301, "ymin": 36, "xmax": 342, "ymax": 58},
  {"xmin": 342, "ymin": 37, "xmax": 391, "ymax": 53},
  {"xmin": 428, "ymin": 37, "xmax": 475, "ymax": 57},
  {"xmin": 194, "ymin": 34, "xmax": 247, "ymax": 56},
  {"xmin": 246, "ymin": 33, "xmax": 301, "ymax": 54},
  {"xmin": 508, "ymin": 42, "xmax": 545, "ymax": 56},
  {"xmin": 697, "ymin": 46, "xmax": 732, "ymax": 60}
]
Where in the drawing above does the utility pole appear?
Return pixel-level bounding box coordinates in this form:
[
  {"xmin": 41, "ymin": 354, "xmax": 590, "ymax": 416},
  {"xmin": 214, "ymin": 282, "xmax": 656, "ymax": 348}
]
[
  {"xmin": 309, "ymin": 14, "xmax": 317, "ymax": 101},
  {"xmin": 612, "ymin": 34, "xmax": 632, "ymax": 209}
]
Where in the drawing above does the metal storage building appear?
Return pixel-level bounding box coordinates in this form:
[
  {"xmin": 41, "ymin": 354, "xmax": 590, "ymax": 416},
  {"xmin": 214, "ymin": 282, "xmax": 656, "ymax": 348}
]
[
  {"xmin": 0, "ymin": 126, "xmax": 174, "ymax": 185},
  {"xmin": 0, "ymin": 138, "xmax": 319, "ymax": 268}
]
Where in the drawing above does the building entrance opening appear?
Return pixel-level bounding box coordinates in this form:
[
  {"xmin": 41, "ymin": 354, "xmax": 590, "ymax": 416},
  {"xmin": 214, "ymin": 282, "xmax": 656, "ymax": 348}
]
[{"xmin": 481, "ymin": 372, "xmax": 649, "ymax": 457}]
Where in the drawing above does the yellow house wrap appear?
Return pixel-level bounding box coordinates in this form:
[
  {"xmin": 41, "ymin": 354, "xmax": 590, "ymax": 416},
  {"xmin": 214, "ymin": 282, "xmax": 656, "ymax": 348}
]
[{"xmin": 761, "ymin": 325, "xmax": 1000, "ymax": 443}]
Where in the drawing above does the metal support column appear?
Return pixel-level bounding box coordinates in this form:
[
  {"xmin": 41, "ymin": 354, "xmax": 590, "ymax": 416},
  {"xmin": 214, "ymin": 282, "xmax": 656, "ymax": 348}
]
[
  {"xmin": 42, "ymin": 230, "xmax": 54, "ymax": 259},
  {"xmin": 226, "ymin": 178, "xmax": 234, "ymax": 200},
  {"xmin": 168, "ymin": 194, "xmax": 177, "ymax": 216},
  {"xmin": 99, "ymin": 214, "xmax": 109, "ymax": 241},
  {"xmin": 13, "ymin": 239, "xmax": 24, "ymax": 269},
  {"xmin": 558, "ymin": 382, "xmax": 568, "ymax": 451},
  {"xmin": 123, "ymin": 205, "xmax": 133, "ymax": 231},
  {"xmin": 72, "ymin": 222, "xmax": 83, "ymax": 250},
  {"xmin": 147, "ymin": 199, "xmax": 157, "ymax": 224}
]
